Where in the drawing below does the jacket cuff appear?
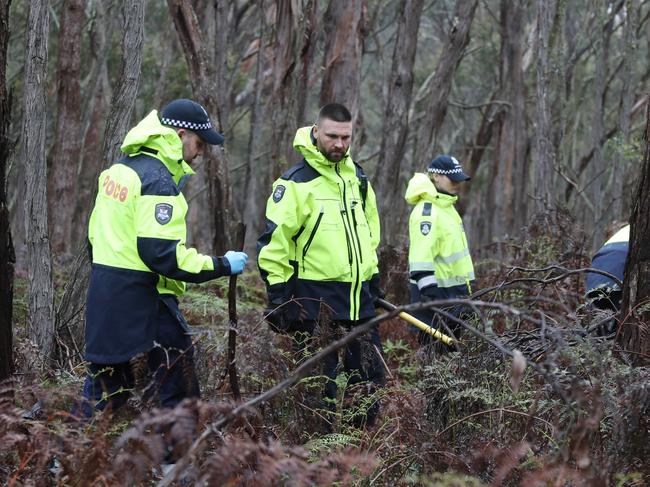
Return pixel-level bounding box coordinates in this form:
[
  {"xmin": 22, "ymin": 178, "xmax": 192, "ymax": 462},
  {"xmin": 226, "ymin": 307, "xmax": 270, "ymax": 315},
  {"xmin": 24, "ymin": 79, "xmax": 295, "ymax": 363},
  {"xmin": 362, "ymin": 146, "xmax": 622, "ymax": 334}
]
[{"xmin": 212, "ymin": 256, "xmax": 231, "ymax": 276}]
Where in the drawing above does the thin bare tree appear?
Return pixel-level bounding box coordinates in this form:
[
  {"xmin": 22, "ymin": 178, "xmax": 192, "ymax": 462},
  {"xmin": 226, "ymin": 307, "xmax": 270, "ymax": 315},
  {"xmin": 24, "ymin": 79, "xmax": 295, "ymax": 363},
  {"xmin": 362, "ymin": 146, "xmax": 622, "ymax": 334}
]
[
  {"xmin": 375, "ymin": 0, "xmax": 424, "ymax": 244},
  {"xmin": 0, "ymin": 0, "xmax": 14, "ymax": 381},
  {"xmin": 412, "ymin": 0, "xmax": 479, "ymax": 168},
  {"xmin": 533, "ymin": 0, "xmax": 556, "ymax": 213},
  {"xmin": 22, "ymin": 0, "xmax": 55, "ymax": 366},
  {"xmin": 48, "ymin": 0, "xmax": 86, "ymax": 255},
  {"xmin": 101, "ymin": 0, "xmax": 145, "ymax": 168}
]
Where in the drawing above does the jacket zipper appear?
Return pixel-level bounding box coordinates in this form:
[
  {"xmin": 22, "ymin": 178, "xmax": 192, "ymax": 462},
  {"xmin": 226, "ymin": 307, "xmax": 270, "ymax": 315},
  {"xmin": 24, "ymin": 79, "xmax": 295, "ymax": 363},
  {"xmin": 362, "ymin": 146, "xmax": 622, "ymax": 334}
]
[
  {"xmin": 302, "ymin": 206, "xmax": 324, "ymax": 272},
  {"xmin": 335, "ymin": 164, "xmax": 361, "ymax": 320},
  {"xmin": 350, "ymin": 203, "xmax": 364, "ymax": 264},
  {"xmin": 340, "ymin": 203, "xmax": 353, "ymax": 268}
]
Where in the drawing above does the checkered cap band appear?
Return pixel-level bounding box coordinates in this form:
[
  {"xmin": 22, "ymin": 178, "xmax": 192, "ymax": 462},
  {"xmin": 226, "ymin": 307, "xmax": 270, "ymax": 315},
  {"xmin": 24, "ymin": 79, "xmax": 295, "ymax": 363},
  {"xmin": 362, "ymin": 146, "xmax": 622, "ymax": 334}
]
[
  {"xmin": 427, "ymin": 167, "xmax": 464, "ymax": 175},
  {"xmin": 160, "ymin": 117, "xmax": 212, "ymax": 131}
]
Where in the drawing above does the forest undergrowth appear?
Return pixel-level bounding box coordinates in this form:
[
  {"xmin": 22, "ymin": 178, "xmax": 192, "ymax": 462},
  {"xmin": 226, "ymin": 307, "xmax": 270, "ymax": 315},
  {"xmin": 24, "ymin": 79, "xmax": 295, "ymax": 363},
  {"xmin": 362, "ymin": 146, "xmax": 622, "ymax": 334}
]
[{"xmin": 2, "ymin": 210, "xmax": 649, "ymax": 486}]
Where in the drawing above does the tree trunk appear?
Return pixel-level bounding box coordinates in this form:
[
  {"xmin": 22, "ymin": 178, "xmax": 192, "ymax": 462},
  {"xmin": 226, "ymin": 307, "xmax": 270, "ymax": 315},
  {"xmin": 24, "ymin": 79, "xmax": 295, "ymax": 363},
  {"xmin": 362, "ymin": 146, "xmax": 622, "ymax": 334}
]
[
  {"xmin": 320, "ymin": 0, "xmax": 363, "ymax": 126},
  {"xmin": 0, "ymin": 0, "xmax": 14, "ymax": 381},
  {"xmin": 375, "ymin": 0, "xmax": 424, "ymax": 245},
  {"xmin": 608, "ymin": 0, "xmax": 638, "ymax": 222},
  {"xmin": 167, "ymin": 0, "xmax": 232, "ymax": 253},
  {"xmin": 23, "ymin": 0, "xmax": 55, "ymax": 366},
  {"xmin": 588, "ymin": 5, "xmax": 613, "ymax": 247},
  {"xmin": 101, "ymin": 0, "xmax": 144, "ymax": 168},
  {"xmin": 533, "ymin": 0, "xmax": 556, "ymax": 213},
  {"xmin": 412, "ymin": 0, "xmax": 479, "ymax": 167},
  {"xmin": 463, "ymin": 1, "xmax": 528, "ymax": 250},
  {"xmin": 242, "ymin": 6, "xmax": 267, "ymax": 247},
  {"xmin": 269, "ymin": 0, "xmax": 311, "ymax": 175},
  {"xmin": 48, "ymin": 0, "xmax": 85, "ymax": 255},
  {"xmin": 72, "ymin": 0, "xmax": 111, "ymax": 246},
  {"xmin": 619, "ymin": 102, "xmax": 650, "ymax": 366}
]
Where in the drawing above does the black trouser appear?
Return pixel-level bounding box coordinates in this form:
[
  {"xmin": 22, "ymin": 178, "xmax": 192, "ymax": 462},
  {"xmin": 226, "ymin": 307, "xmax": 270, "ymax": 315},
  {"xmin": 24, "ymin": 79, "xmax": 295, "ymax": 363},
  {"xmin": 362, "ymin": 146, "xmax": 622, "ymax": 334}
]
[
  {"xmin": 74, "ymin": 299, "xmax": 200, "ymax": 418},
  {"xmin": 290, "ymin": 319, "xmax": 386, "ymax": 427}
]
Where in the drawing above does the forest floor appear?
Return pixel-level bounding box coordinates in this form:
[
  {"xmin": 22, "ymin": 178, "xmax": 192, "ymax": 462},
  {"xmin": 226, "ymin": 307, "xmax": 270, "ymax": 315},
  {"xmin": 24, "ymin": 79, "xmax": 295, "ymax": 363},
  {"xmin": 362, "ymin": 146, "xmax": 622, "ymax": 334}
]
[{"xmin": 2, "ymin": 211, "xmax": 649, "ymax": 486}]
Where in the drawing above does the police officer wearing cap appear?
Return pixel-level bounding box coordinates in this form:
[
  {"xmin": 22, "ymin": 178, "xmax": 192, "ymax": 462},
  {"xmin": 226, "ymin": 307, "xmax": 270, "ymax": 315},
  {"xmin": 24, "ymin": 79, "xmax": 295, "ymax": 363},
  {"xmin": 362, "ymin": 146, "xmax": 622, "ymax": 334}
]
[
  {"xmin": 404, "ymin": 155, "xmax": 475, "ymax": 346},
  {"xmin": 77, "ymin": 99, "xmax": 248, "ymax": 416}
]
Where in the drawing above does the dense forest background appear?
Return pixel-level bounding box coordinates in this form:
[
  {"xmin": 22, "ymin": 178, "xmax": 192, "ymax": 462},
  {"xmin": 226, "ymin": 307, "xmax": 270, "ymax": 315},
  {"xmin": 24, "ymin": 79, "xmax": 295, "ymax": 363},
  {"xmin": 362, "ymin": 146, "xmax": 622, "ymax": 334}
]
[
  {"xmin": 2, "ymin": 0, "xmax": 650, "ymax": 485},
  {"xmin": 5, "ymin": 0, "xmax": 649, "ymax": 259}
]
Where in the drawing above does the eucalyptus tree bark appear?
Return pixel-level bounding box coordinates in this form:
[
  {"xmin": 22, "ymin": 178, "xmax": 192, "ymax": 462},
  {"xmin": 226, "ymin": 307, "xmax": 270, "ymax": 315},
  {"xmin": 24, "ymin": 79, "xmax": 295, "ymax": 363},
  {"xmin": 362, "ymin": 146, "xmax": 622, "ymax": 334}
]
[
  {"xmin": 374, "ymin": 0, "xmax": 424, "ymax": 244},
  {"xmin": 269, "ymin": 0, "xmax": 313, "ymax": 175},
  {"xmin": 533, "ymin": 0, "xmax": 556, "ymax": 213},
  {"xmin": 619, "ymin": 102, "xmax": 650, "ymax": 366},
  {"xmin": 320, "ymin": 0, "xmax": 363, "ymax": 126},
  {"xmin": 168, "ymin": 0, "xmax": 232, "ymax": 253},
  {"xmin": 0, "ymin": 0, "xmax": 14, "ymax": 381},
  {"xmin": 48, "ymin": 0, "xmax": 85, "ymax": 255},
  {"xmin": 484, "ymin": 0, "xmax": 529, "ymax": 245},
  {"xmin": 101, "ymin": 0, "xmax": 144, "ymax": 169},
  {"xmin": 412, "ymin": 0, "xmax": 479, "ymax": 168},
  {"xmin": 609, "ymin": 0, "xmax": 638, "ymax": 221},
  {"xmin": 23, "ymin": 0, "xmax": 55, "ymax": 366}
]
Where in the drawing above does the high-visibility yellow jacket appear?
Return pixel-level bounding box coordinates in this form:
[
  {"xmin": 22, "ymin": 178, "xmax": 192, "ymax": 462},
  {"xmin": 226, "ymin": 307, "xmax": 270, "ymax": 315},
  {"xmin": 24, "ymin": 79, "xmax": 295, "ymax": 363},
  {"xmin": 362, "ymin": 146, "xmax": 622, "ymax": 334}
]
[
  {"xmin": 257, "ymin": 126, "xmax": 380, "ymax": 321},
  {"xmin": 405, "ymin": 173, "xmax": 474, "ymax": 300},
  {"xmin": 85, "ymin": 111, "xmax": 231, "ymax": 363}
]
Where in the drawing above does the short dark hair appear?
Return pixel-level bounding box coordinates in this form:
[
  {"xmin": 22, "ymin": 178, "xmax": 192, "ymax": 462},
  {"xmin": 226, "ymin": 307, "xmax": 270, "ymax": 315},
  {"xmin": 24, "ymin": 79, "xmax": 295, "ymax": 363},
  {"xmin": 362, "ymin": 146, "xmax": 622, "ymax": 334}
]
[{"xmin": 318, "ymin": 103, "xmax": 352, "ymax": 123}]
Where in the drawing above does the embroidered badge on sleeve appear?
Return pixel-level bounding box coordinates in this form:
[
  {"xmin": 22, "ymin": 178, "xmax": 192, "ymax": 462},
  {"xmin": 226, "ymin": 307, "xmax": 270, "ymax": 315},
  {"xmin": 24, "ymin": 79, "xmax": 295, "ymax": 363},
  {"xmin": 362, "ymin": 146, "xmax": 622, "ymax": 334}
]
[{"xmin": 155, "ymin": 203, "xmax": 173, "ymax": 225}]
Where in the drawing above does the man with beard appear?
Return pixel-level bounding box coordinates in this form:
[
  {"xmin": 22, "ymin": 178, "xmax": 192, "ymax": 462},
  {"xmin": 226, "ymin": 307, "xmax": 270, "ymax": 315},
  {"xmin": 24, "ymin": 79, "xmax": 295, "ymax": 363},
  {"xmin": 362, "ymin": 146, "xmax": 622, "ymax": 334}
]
[{"xmin": 257, "ymin": 103, "xmax": 386, "ymax": 428}]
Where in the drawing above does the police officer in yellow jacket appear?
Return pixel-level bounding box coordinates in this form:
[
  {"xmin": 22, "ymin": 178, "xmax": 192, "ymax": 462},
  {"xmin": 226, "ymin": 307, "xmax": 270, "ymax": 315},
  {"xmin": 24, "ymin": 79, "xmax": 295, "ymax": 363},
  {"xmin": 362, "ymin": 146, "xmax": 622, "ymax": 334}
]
[
  {"xmin": 78, "ymin": 99, "xmax": 248, "ymax": 416},
  {"xmin": 257, "ymin": 103, "xmax": 385, "ymax": 427},
  {"xmin": 405, "ymin": 155, "xmax": 475, "ymax": 344}
]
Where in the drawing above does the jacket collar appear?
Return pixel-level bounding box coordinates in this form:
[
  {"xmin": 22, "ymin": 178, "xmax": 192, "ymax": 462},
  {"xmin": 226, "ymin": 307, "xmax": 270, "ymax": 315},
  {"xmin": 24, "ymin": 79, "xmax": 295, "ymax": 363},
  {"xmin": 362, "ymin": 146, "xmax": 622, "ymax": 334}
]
[
  {"xmin": 120, "ymin": 110, "xmax": 195, "ymax": 181},
  {"xmin": 404, "ymin": 172, "xmax": 457, "ymax": 207}
]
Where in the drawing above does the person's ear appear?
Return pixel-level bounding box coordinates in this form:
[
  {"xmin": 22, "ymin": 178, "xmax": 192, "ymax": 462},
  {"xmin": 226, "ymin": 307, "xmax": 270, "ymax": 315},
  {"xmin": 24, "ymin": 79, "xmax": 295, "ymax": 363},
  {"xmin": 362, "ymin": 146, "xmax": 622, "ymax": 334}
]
[{"xmin": 176, "ymin": 128, "xmax": 186, "ymax": 139}]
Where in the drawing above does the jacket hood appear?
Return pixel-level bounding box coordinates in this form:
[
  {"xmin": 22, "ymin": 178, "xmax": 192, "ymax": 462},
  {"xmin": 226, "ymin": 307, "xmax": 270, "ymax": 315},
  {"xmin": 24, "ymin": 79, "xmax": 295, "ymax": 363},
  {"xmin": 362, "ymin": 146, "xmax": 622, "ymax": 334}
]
[
  {"xmin": 405, "ymin": 172, "xmax": 457, "ymax": 206},
  {"xmin": 292, "ymin": 126, "xmax": 356, "ymax": 179},
  {"xmin": 120, "ymin": 110, "xmax": 195, "ymax": 178}
]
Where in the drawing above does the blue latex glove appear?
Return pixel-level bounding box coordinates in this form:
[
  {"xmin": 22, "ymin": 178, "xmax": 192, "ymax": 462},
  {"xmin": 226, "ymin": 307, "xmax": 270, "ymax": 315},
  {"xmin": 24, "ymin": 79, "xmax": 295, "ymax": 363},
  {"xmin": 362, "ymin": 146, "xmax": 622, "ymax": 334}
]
[{"xmin": 224, "ymin": 250, "xmax": 248, "ymax": 275}]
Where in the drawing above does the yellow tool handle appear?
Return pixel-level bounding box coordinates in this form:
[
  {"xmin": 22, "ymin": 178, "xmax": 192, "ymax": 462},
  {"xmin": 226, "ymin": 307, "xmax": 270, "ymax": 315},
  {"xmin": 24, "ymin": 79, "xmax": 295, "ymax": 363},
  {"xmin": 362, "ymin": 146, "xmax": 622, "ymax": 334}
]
[{"xmin": 376, "ymin": 298, "xmax": 454, "ymax": 346}]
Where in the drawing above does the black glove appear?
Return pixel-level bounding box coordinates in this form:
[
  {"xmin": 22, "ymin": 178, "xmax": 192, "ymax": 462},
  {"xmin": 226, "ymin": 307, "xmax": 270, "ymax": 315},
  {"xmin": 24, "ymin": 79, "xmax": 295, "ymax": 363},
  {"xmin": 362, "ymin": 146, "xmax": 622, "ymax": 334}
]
[
  {"xmin": 264, "ymin": 299, "xmax": 289, "ymax": 334},
  {"xmin": 369, "ymin": 274, "xmax": 385, "ymax": 302}
]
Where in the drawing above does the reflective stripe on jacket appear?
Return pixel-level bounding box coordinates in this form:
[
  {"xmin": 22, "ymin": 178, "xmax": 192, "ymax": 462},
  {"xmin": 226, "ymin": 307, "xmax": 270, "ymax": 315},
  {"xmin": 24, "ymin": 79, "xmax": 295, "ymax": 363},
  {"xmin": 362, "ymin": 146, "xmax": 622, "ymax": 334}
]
[
  {"xmin": 405, "ymin": 172, "xmax": 474, "ymax": 300},
  {"xmin": 257, "ymin": 126, "xmax": 380, "ymax": 321},
  {"xmin": 85, "ymin": 111, "xmax": 230, "ymax": 363}
]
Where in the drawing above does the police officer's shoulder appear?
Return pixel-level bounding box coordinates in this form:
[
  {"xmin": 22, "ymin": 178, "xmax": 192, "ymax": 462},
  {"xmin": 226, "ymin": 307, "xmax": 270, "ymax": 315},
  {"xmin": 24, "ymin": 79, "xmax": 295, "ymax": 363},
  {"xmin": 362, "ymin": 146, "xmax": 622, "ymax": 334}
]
[
  {"xmin": 280, "ymin": 159, "xmax": 320, "ymax": 183},
  {"xmin": 118, "ymin": 153, "xmax": 179, "ymax": 197}
]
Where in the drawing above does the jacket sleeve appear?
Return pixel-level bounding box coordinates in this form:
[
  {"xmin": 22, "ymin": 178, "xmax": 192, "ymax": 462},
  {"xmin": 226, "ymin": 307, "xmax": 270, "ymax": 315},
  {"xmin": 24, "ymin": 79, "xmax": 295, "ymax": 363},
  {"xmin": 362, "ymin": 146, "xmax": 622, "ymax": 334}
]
[
  {"xmin": 134, "ymin": 194, "xmax": 231, "ymax": 282},
  {"xmin": 364, "ymin": 181, "xmax": 381, "ymax": 275},
  {"xmin": 257, "ymin": 180, "xmax": 304, "ymax": 300},
  {"xmin": 408, "ymin": 203, "xmax": 439, "ymax": 292}
]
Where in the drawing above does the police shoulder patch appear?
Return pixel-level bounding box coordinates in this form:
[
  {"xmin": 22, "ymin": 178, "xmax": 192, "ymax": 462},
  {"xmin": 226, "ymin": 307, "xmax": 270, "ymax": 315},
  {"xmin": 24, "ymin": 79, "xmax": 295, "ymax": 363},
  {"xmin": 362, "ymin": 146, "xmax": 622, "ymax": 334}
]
[
  {"xmin": 273, "ymin": 184, "xmax": 286, "ymax": 203},
  {"xmin": 420, "ymin": 221, "xmax": 432, "ymax": 235},
  {"xmin": 155, "ymin": 203, "xmax": 173, "ymax": 225}
]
